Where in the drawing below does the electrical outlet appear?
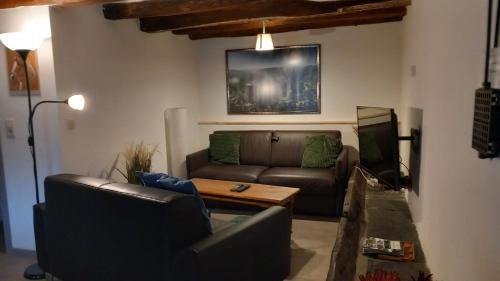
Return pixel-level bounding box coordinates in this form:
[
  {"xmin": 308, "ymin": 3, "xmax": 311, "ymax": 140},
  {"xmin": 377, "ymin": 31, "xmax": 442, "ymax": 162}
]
[
  {"xmin": 5, "ymin": 119, "xmax": 15, "ymax": 138},
  {"xmin": 410, "ymin": 65, "xmax": 417, "ymax": 77}
]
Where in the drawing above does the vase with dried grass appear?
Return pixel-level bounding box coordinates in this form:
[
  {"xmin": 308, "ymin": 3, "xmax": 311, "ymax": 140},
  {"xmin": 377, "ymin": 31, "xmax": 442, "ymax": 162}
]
[{"xmin": 116, "ymin": 142, "xmax": 159, "ymax": 184}]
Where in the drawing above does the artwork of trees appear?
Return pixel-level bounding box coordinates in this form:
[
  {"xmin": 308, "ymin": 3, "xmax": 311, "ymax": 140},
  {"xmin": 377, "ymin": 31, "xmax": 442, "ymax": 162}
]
[{"xmin": 227, "ymin": 45, "xmax": 320, "ymax": 114}]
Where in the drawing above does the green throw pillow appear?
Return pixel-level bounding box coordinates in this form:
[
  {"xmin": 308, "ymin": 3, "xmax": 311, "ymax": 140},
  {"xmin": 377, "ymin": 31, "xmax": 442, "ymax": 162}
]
[
  {"xmin": 301, "ymin": 135, "xmax": 342, "ymax": 168},
  {"xmin": 209, "ymin": 133, "xmax": 240, "ymax": 165}
]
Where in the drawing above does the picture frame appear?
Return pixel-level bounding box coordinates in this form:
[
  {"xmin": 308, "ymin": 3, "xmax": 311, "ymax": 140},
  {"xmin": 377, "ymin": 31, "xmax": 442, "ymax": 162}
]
[
  {"xmin": 5, "ymin": 49, "xmax": 41, "ymax": 96},
  {"xmin": 226, "ymin": 44, "xmax": 320, "ymax": 114}
]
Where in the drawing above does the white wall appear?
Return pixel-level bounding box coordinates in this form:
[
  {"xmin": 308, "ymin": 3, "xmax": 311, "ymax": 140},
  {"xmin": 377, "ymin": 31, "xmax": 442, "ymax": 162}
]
[
  {"xmin": 0, "ymin": 142, "xmax": 4, "ymax": 223},
  {"xmin": 0, "ymin": 6, "xmax": 61, "ymax": 251},
  {"xmin": 50, "ymin": 5, "xmax": 200, "ymax": 181},
  {"xmin": 401, "ymin": 0, "xmax": 500, "ymax": 280},
  {"xmin": 195, "ymin": 23, "xmax": 402, "ymax": 148}
]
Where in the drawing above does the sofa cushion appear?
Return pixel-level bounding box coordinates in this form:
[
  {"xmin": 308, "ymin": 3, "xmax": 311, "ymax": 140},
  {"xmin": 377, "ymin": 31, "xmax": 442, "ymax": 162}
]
[
  {"xmin": 190, "ymin": 164, "xmax": 268, "ymax": 183},
  {"xmin": 301, "ymin": 135, "xmax": 343, "ymax": 168},
  {"xmin": 215, "ymin": 131, "xmax": 272, "ymax": 166},
  {"xmin": 136, "ymin": 172, "xmax": 212, "ymax": 233},
  {"xmin": 209, "ymin": 133, "xmax": 240, "ymax": 164},
  {"xmin": 271, "ymin": 131, "xmax": 342, "ymax": 167},
  {"xmin": 258, "ymin": 167, "xmax": 337, "ymax": 196}
]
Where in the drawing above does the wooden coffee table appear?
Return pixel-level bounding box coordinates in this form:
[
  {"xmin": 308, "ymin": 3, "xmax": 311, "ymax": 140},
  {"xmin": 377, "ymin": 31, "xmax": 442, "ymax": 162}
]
[{"xmin": 191, "ymin": 178, "xmax": 300, "ymax": 229}]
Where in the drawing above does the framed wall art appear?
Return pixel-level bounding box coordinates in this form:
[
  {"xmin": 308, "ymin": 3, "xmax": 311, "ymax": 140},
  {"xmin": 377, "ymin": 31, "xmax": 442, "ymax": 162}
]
[
  {"xmin": 5, "ymin": 49, "xmax": 41, "ymax": 96},
  {"xmin": 226, "ymin": 44, "xmax": 320, "ymax": 114}
]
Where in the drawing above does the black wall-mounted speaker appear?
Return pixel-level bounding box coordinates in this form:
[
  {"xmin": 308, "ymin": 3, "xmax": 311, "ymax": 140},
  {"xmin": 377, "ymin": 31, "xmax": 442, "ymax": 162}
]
[{"xmin": 472, "ymin": 87, "xmax": 500, "ymax": 158}]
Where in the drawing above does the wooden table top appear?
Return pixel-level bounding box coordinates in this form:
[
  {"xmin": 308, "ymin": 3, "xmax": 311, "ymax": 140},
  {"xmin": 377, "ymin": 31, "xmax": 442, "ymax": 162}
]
[{"xmin": 191, "ymin": 178, "xmax": 300, "ymax": 205}]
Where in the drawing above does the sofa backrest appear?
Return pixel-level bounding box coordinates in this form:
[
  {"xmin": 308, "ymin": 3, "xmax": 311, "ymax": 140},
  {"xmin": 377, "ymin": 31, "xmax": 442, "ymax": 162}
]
[
  {"xmin": 271, "ymin": 131, "xmax": 342, "ymax": 167},
  {"xmin": 213, "ymin": 130, "xmax": 341, "ymax": 167},
  {"xmin": 214, "ymin": 131, "xmax": 272, "ymax": 166},
  {"xmin": 44, "ymin": 174, "xmax": 211, "ymax": 281}
]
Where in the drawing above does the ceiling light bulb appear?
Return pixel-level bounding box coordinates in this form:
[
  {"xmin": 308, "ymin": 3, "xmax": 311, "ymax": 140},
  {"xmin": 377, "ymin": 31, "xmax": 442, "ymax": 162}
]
[
  {"xmin": 0, "ymin": 32, "xmax": 43, "ymax": 51},
  {"xmin": 67, "ymin": 94, "xmax": 85, "ymax": 111},
  {"xmin": 256, "ymin": 34, "xmax": 274, "ymax": 51}
]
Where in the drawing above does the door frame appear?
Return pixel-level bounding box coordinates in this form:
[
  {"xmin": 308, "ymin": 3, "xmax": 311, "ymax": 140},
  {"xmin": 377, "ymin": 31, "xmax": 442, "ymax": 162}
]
[{"xmin": 0, "ymin": 136, "xmax": 13, "ymax": 253}]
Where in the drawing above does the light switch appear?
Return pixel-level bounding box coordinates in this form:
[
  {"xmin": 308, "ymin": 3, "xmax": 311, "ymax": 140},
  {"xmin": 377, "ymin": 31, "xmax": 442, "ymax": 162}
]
[{"xmin": 5, "ymin": 119, "xmax": 15, "ymax": 138}]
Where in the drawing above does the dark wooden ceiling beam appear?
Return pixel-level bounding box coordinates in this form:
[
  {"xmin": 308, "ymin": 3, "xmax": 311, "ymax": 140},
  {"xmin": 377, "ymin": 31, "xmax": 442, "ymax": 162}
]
[
  {"xmin": 186, "ymin": 17, "xmax": 404, "ymax": 40},
  {"xmin": 174, "ymin": 7, "xmax": 407, "ymax": 40},
  {"xmin": 139, "ymin": 0, "xmax": 389, "ymax": 31},
  {"xmin": 186, "ymin": 17, "xmax": 403, "ymax": 40},
  {"xmin": 0, "ymin": 0, "xmax": 113, "ymax": 9},
  {"xmin": 103, "ymin": 0, "xmax": 265, "ymax": 20},
  {"xmin": 140, "ymin": 0, "xmax": 410, "ymax": 33}
]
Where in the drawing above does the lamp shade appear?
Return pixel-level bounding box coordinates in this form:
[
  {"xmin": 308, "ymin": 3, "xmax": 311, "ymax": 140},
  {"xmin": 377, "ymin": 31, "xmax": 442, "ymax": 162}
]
[
  {"xmin": 67, "ymin": 94, "xmax": 85, "ymax": 111},
  {"xmin": 255, "ymin": 33, "xmax": 274, "ymax": 51},
  {"xmin": 0, "ymin": 32, "xmax": 43, "ymax": 51}
]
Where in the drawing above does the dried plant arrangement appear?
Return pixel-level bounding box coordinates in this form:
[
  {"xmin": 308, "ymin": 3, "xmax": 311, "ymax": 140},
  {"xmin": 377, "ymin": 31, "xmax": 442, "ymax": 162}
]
[{"xmin": 116, "ymin": 142, "xmax": 159, "ymax": 184}]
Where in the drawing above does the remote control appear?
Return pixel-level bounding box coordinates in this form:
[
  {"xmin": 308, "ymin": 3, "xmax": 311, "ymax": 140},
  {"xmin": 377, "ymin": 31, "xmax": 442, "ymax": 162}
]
[{"xmin": 230, "ymin": 184, "xmax": 251, "ymax": 192}]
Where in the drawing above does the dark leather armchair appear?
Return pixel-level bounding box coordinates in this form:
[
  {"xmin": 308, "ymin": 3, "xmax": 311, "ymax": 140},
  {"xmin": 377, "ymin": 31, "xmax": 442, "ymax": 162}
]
[{"xmin": 36, "ymin": 174, "xmax": 290, "ymax": 281}]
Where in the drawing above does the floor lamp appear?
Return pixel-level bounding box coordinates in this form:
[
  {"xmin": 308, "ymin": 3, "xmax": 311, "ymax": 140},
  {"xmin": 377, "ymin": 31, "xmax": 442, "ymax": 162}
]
[{"xmin": 0, "ymin": 32, "xmax": 86, "ymax": 280}]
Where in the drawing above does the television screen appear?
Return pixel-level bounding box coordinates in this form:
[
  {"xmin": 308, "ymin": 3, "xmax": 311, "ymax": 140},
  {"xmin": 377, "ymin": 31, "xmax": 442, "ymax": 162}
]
[{"xmin": 357, "ymin": 106, "xmax": 401, "ymax": 189}]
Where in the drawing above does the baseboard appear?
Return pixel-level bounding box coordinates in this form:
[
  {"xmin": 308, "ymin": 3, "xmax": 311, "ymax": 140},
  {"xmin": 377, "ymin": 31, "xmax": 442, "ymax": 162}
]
[{"xmin": 6, "ymin": 246, "xmax": 36, "ymax": 257}]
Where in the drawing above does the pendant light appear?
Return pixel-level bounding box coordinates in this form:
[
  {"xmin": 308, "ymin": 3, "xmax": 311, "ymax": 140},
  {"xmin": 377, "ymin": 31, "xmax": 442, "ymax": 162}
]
[{"xmin": 255, "ymin": 21, "xmax": 274, "ymax": 51}]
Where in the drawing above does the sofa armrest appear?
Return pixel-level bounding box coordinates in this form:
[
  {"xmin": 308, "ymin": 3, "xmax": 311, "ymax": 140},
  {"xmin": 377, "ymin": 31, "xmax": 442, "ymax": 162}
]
[
  {"xmin": 331, "ymin": 148, "xmax": 349, "ymax": 216},
  {"xmin": 173, "ymin": 206, "xmax": 291, "ymax": 281},
  {"xmin": 335, "ymin": 147, "xmax": 349, "ymax": 185},
  {"xmin": 186, "ymin": 149, "xmax": 209, "ymax": 178}
]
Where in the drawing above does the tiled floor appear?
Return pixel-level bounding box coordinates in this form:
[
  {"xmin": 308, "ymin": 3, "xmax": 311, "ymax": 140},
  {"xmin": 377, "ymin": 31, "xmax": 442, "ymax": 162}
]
[
  {"xmin": 0, "ymin": 252, "xmax": 36, "ymax": 281},
  {"xmin": 287, "ymin": 217, "xmax": 339, "ymax": 281},
  {"xmin": 212, "ymin": 212, "xmax": 339, "ymax": 281},
  {"xmin": 0, "ymin": 215, "xmax": 338, "ymax": 281},
  {"xmin": 0, "ymin": 222, "xmax": 37, "ymax": 281}
]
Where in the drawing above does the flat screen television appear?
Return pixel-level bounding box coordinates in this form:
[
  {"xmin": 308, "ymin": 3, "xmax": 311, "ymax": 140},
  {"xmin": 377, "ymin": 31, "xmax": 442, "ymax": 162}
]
[{"xmin": 357, "ymin": 106, "xmax": 401, "ymax": 190}]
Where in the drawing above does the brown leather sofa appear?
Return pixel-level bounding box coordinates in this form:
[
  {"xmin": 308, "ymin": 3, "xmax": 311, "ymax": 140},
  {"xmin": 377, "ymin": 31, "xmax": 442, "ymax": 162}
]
[{"xmin": 186, "ymin": 130, "xmax": 349, "ymax": 216}]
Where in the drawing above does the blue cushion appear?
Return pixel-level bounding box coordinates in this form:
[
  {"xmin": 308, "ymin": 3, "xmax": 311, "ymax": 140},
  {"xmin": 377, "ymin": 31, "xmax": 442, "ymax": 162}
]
[{"xmin": 136, "ymin": 172, "xmax": 212, "ymax": 233}]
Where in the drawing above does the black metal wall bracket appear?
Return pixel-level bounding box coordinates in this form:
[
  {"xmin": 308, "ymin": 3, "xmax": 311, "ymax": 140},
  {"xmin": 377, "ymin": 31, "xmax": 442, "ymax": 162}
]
[{"xmin": 398, "ymin": 128, "xmax": 421, "ymax": 153}]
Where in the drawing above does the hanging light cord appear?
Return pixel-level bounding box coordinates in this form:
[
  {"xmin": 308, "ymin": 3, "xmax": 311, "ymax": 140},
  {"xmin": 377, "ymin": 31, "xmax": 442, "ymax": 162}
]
[
  {"xmin": 484, "ymin": 0, "xmax": 493, "ymax": 87},
  {"xmin": 259, "ymin": 21, "xmax": 266, "ymax": 49}
]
